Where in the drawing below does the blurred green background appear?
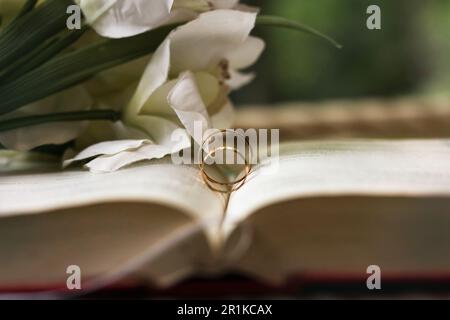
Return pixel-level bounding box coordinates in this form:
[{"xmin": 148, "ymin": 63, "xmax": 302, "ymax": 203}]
[{"xmin": 232, "ymin": 0, "xmax": 450, "ymax": 105}]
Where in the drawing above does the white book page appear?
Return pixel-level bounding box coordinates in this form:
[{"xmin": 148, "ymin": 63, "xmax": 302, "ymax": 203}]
[
  {"xmin": 225, "ymin": 139, "xmax": 450, "ymax": 234},
  {"xmin": 0, "ymin": 159, "xmax": 225, "ymax": 226},
  {"xmin": 0, "ymin": 159, "xmax": 227, "ymax": 288}
]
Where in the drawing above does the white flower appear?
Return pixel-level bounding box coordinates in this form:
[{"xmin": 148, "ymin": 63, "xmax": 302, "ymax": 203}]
[
  {"xmin": 76, "ymin": 0, "xmax": 252, "ymax": 39},
  {"xmin": 0, "ymin": 86, "xmax": 93, "ymax": 151},
  {"xmin": 85, "ymin": 53, "xmax": 151, "ymax": 111},
  {"xmin": 67, "ymin": 9, "xmax": 265, "ymax": 172}
]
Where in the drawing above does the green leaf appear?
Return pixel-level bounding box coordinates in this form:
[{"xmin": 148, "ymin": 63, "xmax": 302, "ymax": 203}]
[
  {"xmin": 256, "ymin": 15, "xmax": 343, "ymax": 49},
  {"xmin": 0, "ymin": 27, "xmax": 87, "ymax": 82},
  {"xmin": 0, "ymin": 24, "xmax": 174, "ymax": 116},
  {"xmin": 0, "ymin": 0, "xmax": 74, "ymax": 70}
]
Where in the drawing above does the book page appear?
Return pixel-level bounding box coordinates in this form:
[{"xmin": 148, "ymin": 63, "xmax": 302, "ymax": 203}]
[
  {"xmin": 226, "ymin": 139, "xmax": 450, "ymax": 233},
  {"xmin": 0, "ymin": 159, "xmax": 226, "ymax": 290},
  {"xmin": 223, "ymin": 140, "xmax": 450, "ymax": 281},
  {"xmin": 0, "ymin": 159, "xmax": 225, "ymax": 224},
  {"xmin": 230, "ymin": 196, "xmax": 450, "ymax": 282},
  {"xmin": 0, "ymin": 202, "xmax": 204, "ymax": 291}
]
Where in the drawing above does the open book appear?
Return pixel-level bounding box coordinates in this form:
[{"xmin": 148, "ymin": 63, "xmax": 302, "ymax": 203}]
[{"xmin": 1, "ymin": 139, "xmax": 450, "ymax": 293}]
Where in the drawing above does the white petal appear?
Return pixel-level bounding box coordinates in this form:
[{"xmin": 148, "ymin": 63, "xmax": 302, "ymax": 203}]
[
  {"xmin": 227, "ymin": 70, "xmax": 255, "ymax": 90},
  {"xmin": 211, "ymin": 100, "xmax": 235, "ymax": 129},
  {"xmin": 194, "ymin": 72, "xmax": 221, "ymax": 107},
  {"xmin": 72, "ymin": 120, "xmax": 149, "ymax": 151},
  {"xmin": 139, "ymin": 79, "xmax": 179, "ymax": 118},
  {"xmin": 85, "ymin": 54, "xmax": 151, "ymax": 111},
  {"xmin": 77, "ymin": 0, "xmax": 174, "ymax": 38},
  {"xmin": 84, "ymin": 132, "xmax": 190, "ymax": 173},
  {"xmin": 226, "ymin": 36, "xmax": 265, "ymax": 70},
  {"xmin": 0, "ymin": 86, "xmax": 92, "ymax": 151},
  {"xmin": 140, "ymin": 71, "xmax": 219, "ymax": 119},
  {"xmin": 165, "ymin": 7, "xmax": 199, "ymax": 25},
  {"xmin": 64, "ymin": 139, "xmax": 149, "ymax": 167},
  {"xmin": 129, "ymin": 114, "xmax": 185, "ymax": 145},
  {"xmin": 64, "ymin": 116, "xmax": 191, "ymax": 171},
  {"xmin": 86, "ymin": 55, "xmax": 150, "ymax": 99},
  {"xmin": 74, "ymin": 0, "xmax": 115, "ymax": 23},
  {"xmin": 125, "ymin": 39, "xmax": 171, "ymax": 118},
  {"xmin": 168, "ymin": 71, "xmax": 211, "ymax": 145},
  {"xmin": 85, "ymin": 145, "xmax": 166, "ymax": 173},
  {"xmin": 169, "ymin": 9, "xmax": 257, "ymax": 74}
]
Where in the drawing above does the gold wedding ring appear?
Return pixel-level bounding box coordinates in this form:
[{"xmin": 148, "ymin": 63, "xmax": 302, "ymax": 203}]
[{"xmin": 199, "ymin": 130, "xmax": 253, "ymax": 193}]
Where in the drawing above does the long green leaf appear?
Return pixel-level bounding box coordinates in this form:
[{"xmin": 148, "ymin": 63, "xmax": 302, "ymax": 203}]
[
  {"xmin": 0, "ymin": 34, "xmax": 57, "ymax": 81},
  {"xmin": 256, "ymin": 15, "xmax": 342, "ymax": 49},
  {"xmin": 0, "ymin": 0, "xmax": 73, "ymax": 70},
  {"xmin": 1, "ymin": 27, "xmax": 87, "ymax": 82},
  {"xmin": 0, "ymin": 25, "xmax": 174, "ymax": 116}
]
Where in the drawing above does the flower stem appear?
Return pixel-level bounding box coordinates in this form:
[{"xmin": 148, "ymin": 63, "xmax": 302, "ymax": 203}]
[
  {"xmin": 0, "ymin": 110, "xmax": 121, "ymax": 133},
  {"xmin": 256, "ymin": 15, "xmax": 343, "ymax": 49}
]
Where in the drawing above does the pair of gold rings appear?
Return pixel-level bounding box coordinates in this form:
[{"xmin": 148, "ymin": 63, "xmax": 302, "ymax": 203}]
[{"xmin": 199, "ymin": 130, "xmax": 253, "ymax": 193}]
